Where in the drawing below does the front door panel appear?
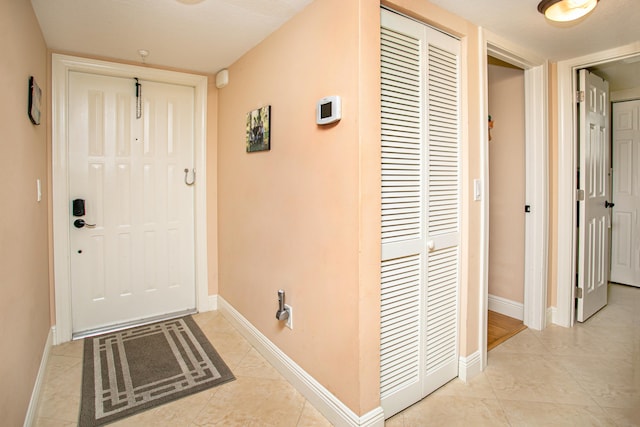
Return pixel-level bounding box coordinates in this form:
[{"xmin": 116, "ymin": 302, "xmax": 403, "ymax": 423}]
[{"xmin": 68, "ymin": 71, "xmax": 196, "ymax": 334}]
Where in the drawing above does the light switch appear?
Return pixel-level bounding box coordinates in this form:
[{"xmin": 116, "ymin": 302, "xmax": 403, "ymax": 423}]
[
  {"xmin": 36, "ymin": 179, "xmax": 42, "ymax": 202},
  {"xmin": 473, "ymin": 179, "xmax": 482, "ymax": 201}
]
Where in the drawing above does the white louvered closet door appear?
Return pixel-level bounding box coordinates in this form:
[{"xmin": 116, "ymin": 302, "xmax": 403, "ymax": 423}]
[{"xmin": 380, "ymin": 9, "xmax": 461, "ymax": 418}]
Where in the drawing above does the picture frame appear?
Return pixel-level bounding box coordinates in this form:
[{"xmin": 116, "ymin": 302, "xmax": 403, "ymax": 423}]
[
  {"xmin": 246, "ymin": 105, "xmax": 270, "ymax": 152},
  {"xmin": 28, "ymin": 76, "xmax": 42, "ymax": 125}
]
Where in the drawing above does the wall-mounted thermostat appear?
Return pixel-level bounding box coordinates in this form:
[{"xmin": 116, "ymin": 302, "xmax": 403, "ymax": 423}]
[{"xmin": 316, "ymin": 95, "xmax": 341, "ymax": 125}]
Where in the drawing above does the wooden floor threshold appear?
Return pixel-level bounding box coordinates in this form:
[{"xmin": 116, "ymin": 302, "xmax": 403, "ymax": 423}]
[{"xmin": 487, "ymin": 310, "xmax": 527, "ymax": 351}]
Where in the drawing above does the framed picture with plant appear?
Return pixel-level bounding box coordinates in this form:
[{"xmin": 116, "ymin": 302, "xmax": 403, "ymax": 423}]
[{"xmin": 246, "ymin": 105, "xmax": 270, "ymax": 152}]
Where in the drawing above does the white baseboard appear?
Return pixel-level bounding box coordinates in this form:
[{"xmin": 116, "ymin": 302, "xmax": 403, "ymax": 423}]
[
  {"xmin": 218, "ymin": 297, "xmax": 385, "ymax": 427},
  {"xmin": 488, "ymin": 294, "xmax": 524, "ymax": 321},
  {"xmin": 458, "ymin": 350, "xmax": 481, "ymax": 383},
  {"xmin": 207, "ymin": 294, "xmax": 218, "ymax": 311},
  {"xmin": 547, "ymin": 306, "xmax": 557, "ymax": 326},
  {"xmin": 24, "ymin": 328, "xmax": 53, "ymax": 427}
]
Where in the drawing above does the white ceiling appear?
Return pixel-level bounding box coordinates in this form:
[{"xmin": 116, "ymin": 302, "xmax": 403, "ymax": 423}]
[
  {"xmin": 31, "ymin": 0, "xmax": 313, "ymax": 74},
  {"xmin": 428, "ymin": 0, "xmax": 640, "ymax": 62},
  {"xmin": 31, "ymin": 0, "xmax": 640, "ymax": 88},
  {"xmin": 428, "ymin": 0, "xmax": 640, "ymax": 91}
]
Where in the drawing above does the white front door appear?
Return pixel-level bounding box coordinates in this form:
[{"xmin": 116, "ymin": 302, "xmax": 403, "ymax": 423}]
[
  {"xmin": 576, "ymin": 69, "xmax": 610, "ymax": 322},
  {"xmin": 68, "ymin": 71, "xmax": 196, "ymax": 335},
  {"xmin": 611, "ymin": 100, "xmax": 640, "ymax": 288}
]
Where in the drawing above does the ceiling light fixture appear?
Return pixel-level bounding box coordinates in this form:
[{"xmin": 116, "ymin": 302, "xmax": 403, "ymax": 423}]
[{"xmin": 537, "ymin": 0, "xmax": 599, "ymax": 22}]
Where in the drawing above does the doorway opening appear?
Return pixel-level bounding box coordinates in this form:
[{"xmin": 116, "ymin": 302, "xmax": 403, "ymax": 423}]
[
  {"xmin": 590, "ymin": 58, "xmax": 640, "ymax": 290},
  {"xmin": 556, "ymin": 45, "xmax": 640, "ymax": 327},
  {"xmin": 479, "ymin": 38, "xmax": 548, "ymax": 372},
  {"xmin": 487, "ymin": 56, "xmax": 527, "ymax": 350}
]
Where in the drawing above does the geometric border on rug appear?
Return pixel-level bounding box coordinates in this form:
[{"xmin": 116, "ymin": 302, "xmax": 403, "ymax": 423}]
[{"xmin": 79, "ymin": 316, "xmax": 235, "ymax": 426}]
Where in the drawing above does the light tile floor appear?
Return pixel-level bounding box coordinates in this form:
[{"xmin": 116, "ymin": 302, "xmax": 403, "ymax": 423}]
[
  {"xmin": 35, "ymin": 283, "xmax": 639, "ymax": 426},
  {"xmin": 386, "ymin": 283, "xmax": 640, "ymax": 426}
]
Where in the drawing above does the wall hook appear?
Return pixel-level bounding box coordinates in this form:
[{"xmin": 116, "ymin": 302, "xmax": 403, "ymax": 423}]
[{"xmin": 184, "ymin": 168, "xmax": 195, "ymax": 186}]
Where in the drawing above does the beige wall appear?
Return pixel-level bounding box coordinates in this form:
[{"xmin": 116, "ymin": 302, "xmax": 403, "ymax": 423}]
[
  {"xmin": 0, "ymin": 0, "xmax": 50, "ymax": 424},
  {"xmin": 611, "ymin": 86, "xmax": 640, "ymax": 102},
  {"xmin": 487, "ymin": 61, "xmax": 525, "ymax": 304},
  {"xmin": 217, "ymin": 0, "xmax": 482, "ymax": 415}
]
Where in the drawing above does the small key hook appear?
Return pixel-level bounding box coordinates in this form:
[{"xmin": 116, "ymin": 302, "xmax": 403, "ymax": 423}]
[{"xmin": 184, "ymin": 168, "xmax": 196, "ymax": 186}]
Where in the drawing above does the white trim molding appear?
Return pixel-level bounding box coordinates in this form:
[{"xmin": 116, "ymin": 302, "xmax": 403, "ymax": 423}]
[
  {"xmin": 556, "ymin": 41, "xmax": 640, "ymax": 328},
  {"xmin": 546, "ymin": 306, "xmax": 557, "ymax": 326},
  {"xmin": 488, "ymin": 294, "xmax": 524, "ymax": 321},
  {"xmin": 458, "ymin": 351, "xmax": 481, "ymax": 383},
  {"xmin": 23, "ymin": 328, "xmax": 53, "ymax": 427},
  {"xmin": 207, "ymin": 294, "xmax": 219, "ymax": 311},
  {"xmin": 218, "ymin": 297, "xmax": 385, "ymax": 427},
  {"xmin": 51, "ymin": 54, "xmax": 208, "ymax": 343}
]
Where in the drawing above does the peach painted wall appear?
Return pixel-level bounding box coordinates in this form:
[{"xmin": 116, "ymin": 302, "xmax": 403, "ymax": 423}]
[
  {"xmin": 488, "ymin": 62, "xmax": 525, "ymax": 304},
  {"xmin": 0, "ymin": 1, "xmax": 50, "ymax": 424},
  {"xmin": 217, "ymin": 0, "xmax": 483, "ymax": 415},
  {"xmin": 217, "ymin": 0, "xmax": 380, "ymax": 415}
]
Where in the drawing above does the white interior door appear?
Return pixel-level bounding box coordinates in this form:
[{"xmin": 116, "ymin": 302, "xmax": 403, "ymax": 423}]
[
  {"xmin": 576, "ymin": 69, "xmax": 610, "ymax": 322},
  {"xmin": 380, "ymin": 9, "xmax": 460, "ymax": 418},
  {"xmin": 611, "ymin": 100, "xmax": 640, "ymax": 287},
  {"xmin": 68, "ymin": 71, "xmax": 196, "ymax": 335}
]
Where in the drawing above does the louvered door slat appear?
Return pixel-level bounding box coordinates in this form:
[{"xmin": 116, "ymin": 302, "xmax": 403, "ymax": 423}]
[
  {"xmin": 380, "ymin": 254, "xmax": 421, "ymax": 398},
  {"xmin": 381, "ymin": 24, "xmax": 423, "ymax": 246},
  {"xmin": 425, "ymin": 244, "xmax": 458, "ymax": 376}
]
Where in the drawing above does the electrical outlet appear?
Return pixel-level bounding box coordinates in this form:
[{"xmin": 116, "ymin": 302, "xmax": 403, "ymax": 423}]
[{"xmin": 284, "ymin": 304, "xmax": 293, "ymax": 329}]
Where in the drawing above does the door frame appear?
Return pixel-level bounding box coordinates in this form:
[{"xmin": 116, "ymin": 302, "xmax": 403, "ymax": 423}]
[
  {"xmin": 51, "ymin": 54, "xmax": 209, "ymax": 343},
  {"xmin": 479, "ymin": 30, "xmax": 548, "ymax": 371},
  {"xmin": 556, "ymin": 42, "xmax": 640, "ymax": 327}
]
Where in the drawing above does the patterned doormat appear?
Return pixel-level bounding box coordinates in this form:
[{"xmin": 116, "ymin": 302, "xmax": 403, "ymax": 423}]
[{"xmin": 79, "ymin": 316, "xmax": 234, "ymax": 426}]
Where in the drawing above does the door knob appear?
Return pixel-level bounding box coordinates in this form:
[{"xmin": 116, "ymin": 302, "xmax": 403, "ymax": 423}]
[
  {"xmin": 605, "ymin": 200, "xmax": 615, "ymax": 208},
  {"xmin": 73, "ymin": 219, "xmax": 96, "ymax": 228}
]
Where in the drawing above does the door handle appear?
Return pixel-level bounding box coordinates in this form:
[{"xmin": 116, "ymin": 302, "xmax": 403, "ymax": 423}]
[
  {"xmin": 605, "ymin": 200, "xmax": 615, "ymax": 208},
  {"xmin": 73, "ymin": 219, "xmax": 96, "ymax": 229},
  {"xmin": 184, "ymin": 168, "xmax": 195, "ymax": 186}
]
